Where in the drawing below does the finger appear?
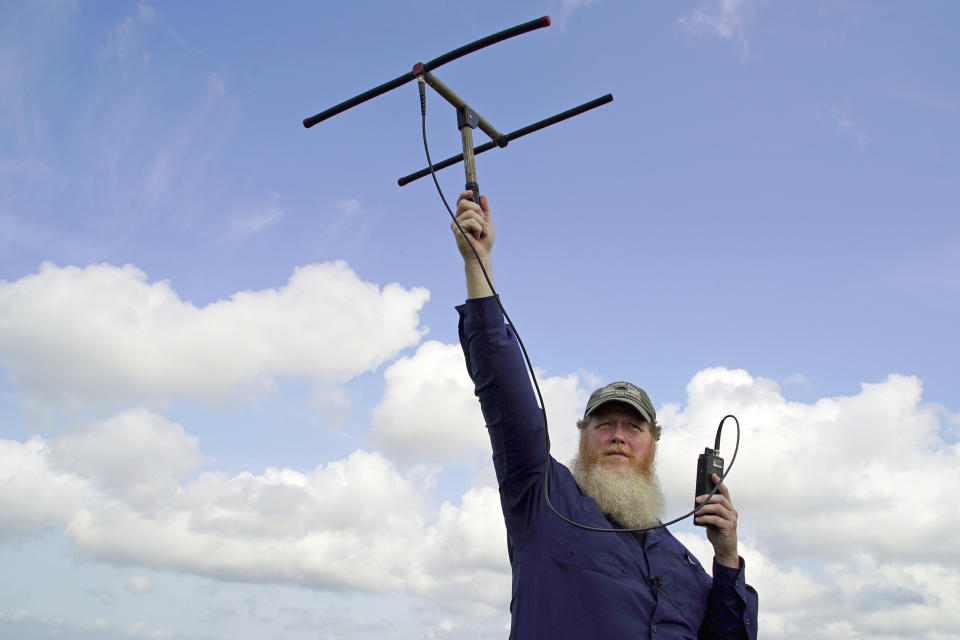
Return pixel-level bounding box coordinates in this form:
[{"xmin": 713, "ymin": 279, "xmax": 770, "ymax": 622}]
[
  {"xmin": 694, "ymin": 500, "xmax": 737, "ymax": 521},
  {"xmin": 458, "ymin": 191, "xmax": 482, "ymax": 212},
  {"xmin": 456, "ymin": 209, "xmax": 485, "ymax": 230},
  {"xmin": 454, "ymin": 217, "xmax": 483, "ymax": 237},
  {"xmin": 479, "ymin": 194, "xmax": 489, "ymax": 214},
  {"xmin": 457, "ymin": 190, "xmax": 480, "ymax": 210},
  {"xmin": 697, "ymin": 494, "xmax": 734, "ymax": 514},
  {"xmin": 456, "ymin": 198, "xmax": 478, "ymax": 216},
  {"xmin": 694, "ymin": 507, "xmax": 736, "ymax": 529},
  {"xmin": 695, "ymin": 513, "xmax": 736, "ymax": 530},
  {"xmin": 712, "ymin": 473, "xmax": 732, "ymax": 500}
]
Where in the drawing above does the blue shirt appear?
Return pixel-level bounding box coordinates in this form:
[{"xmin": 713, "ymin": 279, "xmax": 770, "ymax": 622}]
[{"xmin": 458, "ymin": 296, "xmax": 758, "ymax": 639}]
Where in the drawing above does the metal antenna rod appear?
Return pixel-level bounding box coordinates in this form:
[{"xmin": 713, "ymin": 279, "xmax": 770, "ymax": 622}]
[
  {"xmin": 302, "ymin": 16, "xmax": 551, "ymax": 130},
  {"xmin": 397, "ymin": 94, "xmax": 613, "ymax": 187}
]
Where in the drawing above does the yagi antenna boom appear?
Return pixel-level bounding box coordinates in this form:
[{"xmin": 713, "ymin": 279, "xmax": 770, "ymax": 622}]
[{"xmin": 302, "ymin": 15, "xmax": 612, "ymax": 202}]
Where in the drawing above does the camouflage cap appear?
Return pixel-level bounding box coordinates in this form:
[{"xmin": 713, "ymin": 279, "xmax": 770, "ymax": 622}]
[{"xmin": 583, "ymin": 381, "xmax": 656, "ymax": 424}]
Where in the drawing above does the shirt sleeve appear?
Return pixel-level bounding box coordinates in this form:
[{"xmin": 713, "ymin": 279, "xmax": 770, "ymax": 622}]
[
  {"xmin": 457, "ymin": 296, "xmax": 547, "ymax": 530},
  {"xmin": 700, "ymin": 556, "xmax": 759, "ymax": 640}
]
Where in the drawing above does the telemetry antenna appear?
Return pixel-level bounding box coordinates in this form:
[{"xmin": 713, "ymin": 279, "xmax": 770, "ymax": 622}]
[{"xmin": 302, "ymin": 16, "xmax": 612, "ymax": 203}]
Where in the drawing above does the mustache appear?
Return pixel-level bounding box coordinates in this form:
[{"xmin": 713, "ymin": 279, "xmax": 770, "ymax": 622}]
[{"xmin": 604, "ymin": 447, "xmax": 635, "ymax": 459}]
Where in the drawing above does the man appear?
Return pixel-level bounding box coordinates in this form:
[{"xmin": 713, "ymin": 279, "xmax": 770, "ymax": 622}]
[{"xmin": 452, "ymin": 191, "xmax": 758, "ymax": 639}]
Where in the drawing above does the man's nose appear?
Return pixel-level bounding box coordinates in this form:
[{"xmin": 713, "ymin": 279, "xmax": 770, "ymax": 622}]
[{"xmin": 610, "ymin": 423, "xmax": 628, "ymax": 442}]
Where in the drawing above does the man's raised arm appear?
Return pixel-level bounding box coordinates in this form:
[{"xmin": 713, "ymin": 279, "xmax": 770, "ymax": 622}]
[{"xmin": 451, "ymin": 190, "xmax": 495, "ymax": 299}]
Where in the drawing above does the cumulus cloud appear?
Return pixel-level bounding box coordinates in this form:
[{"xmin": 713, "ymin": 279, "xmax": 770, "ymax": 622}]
[
  {"xmin": 682, "ymin": 533, "xmax": 960, "ymax": 639},
  {"xmin": 369, "ymin": 342, "xmax": 591, "ymax": 466},
  {"xmin": 0, "ymin": 436, "xmax": 92, "ymax": 541},
  {"xmin": 0, "ymin": 261, "xmax": 429, "ymax": 410},
  {"xmin": 48, "ymin": 408, "xmax": 202, "ymax": 509},
  {"xmin": 2, "ymin": 359, "xmax": 958, "ymax": 636},
  {"xmin": 657, "ymin": 368, "xmax": 960, "ymax": 566},
  {"xmin": 62, "ymin": 448, "xmax": 435, "ymax": 593},
  {"xmin": 0, "ymin": 406, "xmax": 507, "ymax": 611},
  {"xmin": 417, "ymin": 485, "xmax": 510, "ymax": 615},
  {"xmin": 369, "ymin": 341, "xmax": 488, "ymax": 465}
]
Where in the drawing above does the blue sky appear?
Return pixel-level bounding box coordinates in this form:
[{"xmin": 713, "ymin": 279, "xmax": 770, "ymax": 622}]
[{"xmin": 1, "ymin": 1, "xmax": 958, "ymax": 639}]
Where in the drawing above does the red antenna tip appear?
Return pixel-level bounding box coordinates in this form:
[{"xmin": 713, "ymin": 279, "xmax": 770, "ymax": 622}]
[{"xmin": 540, "ymin": 15, "xmax": 551, "ymax": 27}]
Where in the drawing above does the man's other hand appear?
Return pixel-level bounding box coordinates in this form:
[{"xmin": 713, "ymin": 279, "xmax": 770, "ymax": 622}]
[{"xmin": 695, "ymin": 474, "xmax": 740, "ymax": 569}]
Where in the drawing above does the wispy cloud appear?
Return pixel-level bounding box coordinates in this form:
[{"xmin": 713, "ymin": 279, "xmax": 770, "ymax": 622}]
[
  {"xmin": 0, "ymin": 1, "xmax": 76, "ymax": 147},
  {"xmin": 678, "ymin": 0, "xmax": 767, "ymax": 61},
  {"xmin": 125, "ymin": 576, "xmax": 155, "ymax": 595},
  {"xmin": 227, "ymin": 193, "xmax": 285, "ymax": 240},
  {"xmin": 830, "ymin": 105, "xmax": 868, "ymax": 146},
  {"xmin": 96, "ymin": 3, "xmax": 155, "ymax": 61},
  {"xmin": 335, "ymin": 198, "xmax": 363, "ymax": 216},
  {"xmin": 553, "ymin": 0, "xmax": 600, "ymax": 30},
  {"xmin": 323, "ymin": 197, "xmax": 368, "ymax": 240},
  {"xmin": 783, "ymin": 372, "xmax": 808, "ymax": 386}
]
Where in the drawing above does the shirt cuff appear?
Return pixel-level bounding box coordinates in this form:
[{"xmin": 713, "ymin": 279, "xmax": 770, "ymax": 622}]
[
  {"xmin": 712, "ymin": 556, "xmax": 747, "ymax": 603},
  {"xmin": 456, "ymin": 295, "xmax": 503, "ymax": 330}
]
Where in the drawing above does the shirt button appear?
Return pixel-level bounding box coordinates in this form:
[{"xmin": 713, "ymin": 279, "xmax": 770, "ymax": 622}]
[
  {"xmin": 652, "ymin": 625, "xmax": 657, "ymax": 634},
  {"xmin": 745, "ymin": 616, "xmax": 751, "ymax": 625}
]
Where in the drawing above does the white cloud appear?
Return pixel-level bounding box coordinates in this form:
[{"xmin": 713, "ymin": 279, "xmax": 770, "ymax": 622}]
[
  {"xmin": 369, "ymin": 342, "xmax": 592, "ymax": 466},
  {"xmin": 48, "ymin": 408, "xmax": 202, "ymax": 509},
  {"xmin": 0, "ymin": 608, "xmax": 29, "ymax": 622},
  {"xmin": 0, "ymin": 436, "xmax": 92, "ymax": 542},
  {"xmin": 417, "ymin": 485, "xmax": 510, "ymax": 614},
  {"xmin": 656, "ymin": 368, "xmax": 960, "ymax": 565},
  {"xmin": 1, "ymin": 362, "xmax": 958, "ymax": 636},
  {"xmin": 126, "ymin": 575, "xmax": 155, "ymax": 594},
  {"xmin": 686, "ymin": 533, "xmax": 960, "ymax": 639},
  {"xmin": 0, "ymin": 406, "xmax": 506, "ymax": 611},
  {"xmin": 0, "ymin": 261, "xmax": 429, "ymax": 410},
  {"xmin": 539, "ymin": 369, "xmax": 594, "ymax": 466},
  {"xmin": 678, "ymin": 0, "xmax": 766, "ymax": 60},
  {"xmin": 783, "ymin": 372, "xmax": 808, "ymax": 385},
  {"xmin": 425, "ymin": 618, "xmax": 459, "ymax": 640},
  {"xmin": 63, "ymin": 448, "xmax": 436, "ymax": 593},
  {"xmin": 369, "ymin": 341, "xmax": 488, "ymax": 465}
]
